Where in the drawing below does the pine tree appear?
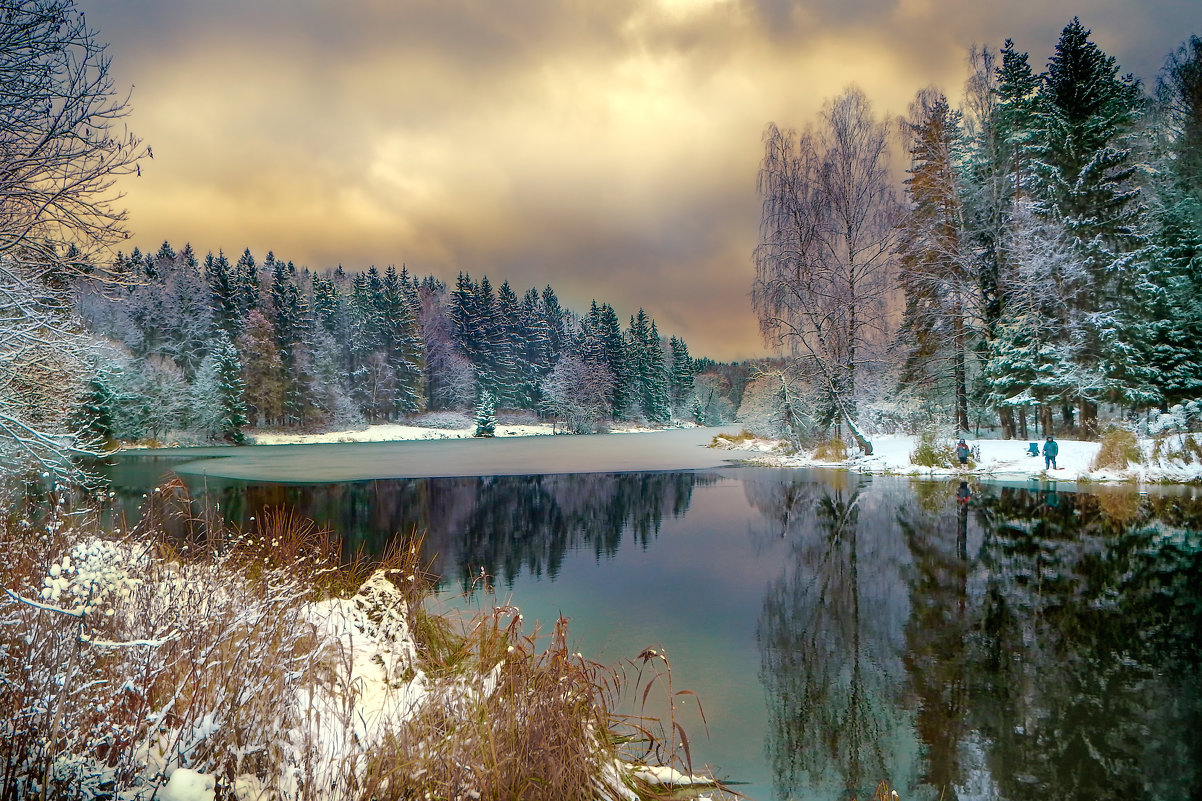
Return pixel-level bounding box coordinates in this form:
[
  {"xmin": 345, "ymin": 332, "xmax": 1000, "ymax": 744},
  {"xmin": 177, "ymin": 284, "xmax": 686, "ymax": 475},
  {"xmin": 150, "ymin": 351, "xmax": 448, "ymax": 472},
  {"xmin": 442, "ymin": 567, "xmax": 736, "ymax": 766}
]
[{"xmin": 898, "ymin": 88, "xmax": 975, "ymax": 432}]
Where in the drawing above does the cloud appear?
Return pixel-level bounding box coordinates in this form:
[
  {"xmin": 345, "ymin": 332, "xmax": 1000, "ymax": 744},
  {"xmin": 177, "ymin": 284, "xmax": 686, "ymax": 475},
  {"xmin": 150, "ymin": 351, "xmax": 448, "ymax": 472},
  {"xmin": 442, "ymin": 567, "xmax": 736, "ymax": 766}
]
[{"xmin": 85, "ymin": 0, "xmax": 1200, "ymax": 360}]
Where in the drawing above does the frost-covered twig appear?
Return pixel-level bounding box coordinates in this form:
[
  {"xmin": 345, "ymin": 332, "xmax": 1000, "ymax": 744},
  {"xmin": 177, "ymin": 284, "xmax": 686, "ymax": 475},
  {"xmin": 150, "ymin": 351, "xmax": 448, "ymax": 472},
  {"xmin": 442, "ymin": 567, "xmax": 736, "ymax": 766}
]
[{"xmin": 3, "ymin": 587, "xmax": 86, "ymax": 618}]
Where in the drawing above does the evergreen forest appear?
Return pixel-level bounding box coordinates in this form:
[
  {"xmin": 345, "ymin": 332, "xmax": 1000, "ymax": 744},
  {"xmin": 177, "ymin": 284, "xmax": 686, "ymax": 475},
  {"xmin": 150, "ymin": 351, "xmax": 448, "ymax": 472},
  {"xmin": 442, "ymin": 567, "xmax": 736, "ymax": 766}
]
[{"xmin": 74, "ymin": 242, "xmax": 701, "ymax": 445}]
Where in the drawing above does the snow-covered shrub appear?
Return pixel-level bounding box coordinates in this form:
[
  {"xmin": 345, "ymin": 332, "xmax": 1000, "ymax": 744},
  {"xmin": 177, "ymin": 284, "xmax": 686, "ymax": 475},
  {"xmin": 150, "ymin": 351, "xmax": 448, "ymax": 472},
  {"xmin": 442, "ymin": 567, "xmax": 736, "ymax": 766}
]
[
  {"xmin": 496, "ymin": 408, "xmax": 540, "ymax": 426},
  {"xmin": 1, "ymin": 489, "xmax": 704, "ymax": 801},
  {"xmin": 1140, "ymin": 400, "xmax": 1202, "ymax": 436},
  {"xmin": 0, "ymin": 496, "xmax": 347, "ymax": 801}
]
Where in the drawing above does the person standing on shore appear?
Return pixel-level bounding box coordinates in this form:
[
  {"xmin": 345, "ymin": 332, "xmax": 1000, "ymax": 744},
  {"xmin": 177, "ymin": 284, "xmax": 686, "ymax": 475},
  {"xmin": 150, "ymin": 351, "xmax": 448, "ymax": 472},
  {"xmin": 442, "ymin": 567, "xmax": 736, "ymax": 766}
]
[
  {"xmin": 1043, "ymin": 435, "xmax": 1059, "ymax": 470},
  {"xmin": 956, "ymin": 439, "xmax": 970, "ymax": 467}
]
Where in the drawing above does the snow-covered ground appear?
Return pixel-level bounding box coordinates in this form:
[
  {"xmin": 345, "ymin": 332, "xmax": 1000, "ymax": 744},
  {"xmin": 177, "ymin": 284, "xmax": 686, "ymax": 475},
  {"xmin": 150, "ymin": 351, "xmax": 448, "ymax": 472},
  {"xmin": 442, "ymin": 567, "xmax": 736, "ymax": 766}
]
[
  {"xmin": 719, "ymin": 432, "xmax": 1202, "ymax": 484},
  {"xmin": 249, "ymin": 421, "xmax": 662, "ymax": 446}
]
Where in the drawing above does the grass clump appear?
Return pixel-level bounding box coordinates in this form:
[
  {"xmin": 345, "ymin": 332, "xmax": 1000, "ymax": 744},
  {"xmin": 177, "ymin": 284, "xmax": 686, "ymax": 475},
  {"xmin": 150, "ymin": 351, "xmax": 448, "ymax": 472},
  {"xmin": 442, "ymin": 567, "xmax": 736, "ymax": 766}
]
[
  {"xmin": 812, "ymin": 437, "xmax": 848, "ymax": 461},
  {"xmin": 709, "ymin": 429, "xmax": 759, "ymax": 448},
  {"xmin": 1091, "ymin": 426, "xmax": 1142, "ymax": 471},
  {"xmin": 910, "ymin": 427, "xmax": 955, "ymax": 468}
]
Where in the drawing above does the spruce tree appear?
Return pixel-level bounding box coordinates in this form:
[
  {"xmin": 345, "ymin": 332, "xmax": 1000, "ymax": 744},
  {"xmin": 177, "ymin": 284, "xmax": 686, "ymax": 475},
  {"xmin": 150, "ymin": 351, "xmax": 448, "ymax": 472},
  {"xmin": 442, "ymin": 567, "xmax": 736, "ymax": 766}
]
[
  {"xmin": 643, "ymin": 321, "xmax": 671, "ymax": 424},
  {"xmin": 493, "ymin": 281, "xmax": 522, "ymax": 408},
  {"xmin": 205, "ymin": 250, "xmax": 241, "ymax": 336},
  {"xmin": 234, "ymin": 248, "xmax": 259, "ymax": 315},
  {"xmin": 1028, "ymin": 18, "xmax": 1155, "ymax": 424},
  {"xmin": 1145, "ymin": 36, "xmax": 1202, "ymax": 403},
  {"xmin": 598, "ymin": 304, "xmax": 628, "ymax": 418},
  {"xmin": 474, "ymin": 391, "xmax": 497, "ymax": 437},
  {"xmin": 381, "ymin": 265, "xmax": 425, "ymax": 417},
  {"xmin": 669, "ymin": 336, "xmax": 695, "ymax": 417},
  {"xmin": 70, "ymin": 366, "xmax": 119, "ymax": 451}
]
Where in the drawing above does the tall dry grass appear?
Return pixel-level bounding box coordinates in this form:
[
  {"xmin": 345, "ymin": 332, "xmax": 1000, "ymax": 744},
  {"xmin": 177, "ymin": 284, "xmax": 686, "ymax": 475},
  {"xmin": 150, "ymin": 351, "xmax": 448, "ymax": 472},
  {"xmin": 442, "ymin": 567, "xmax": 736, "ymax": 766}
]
[{"xmin": 1091, "ymin": 427, "xmax": 1142, "ymax": 471}]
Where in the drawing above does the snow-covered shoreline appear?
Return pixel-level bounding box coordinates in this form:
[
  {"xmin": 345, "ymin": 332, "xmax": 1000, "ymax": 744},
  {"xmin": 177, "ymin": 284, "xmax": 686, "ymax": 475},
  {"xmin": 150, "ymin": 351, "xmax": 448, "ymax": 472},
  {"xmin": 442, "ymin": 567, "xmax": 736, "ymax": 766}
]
[
  {"xmin": 1, "ymin": 505, "xmax": 721, "ymax": 801},
  {"xmin": 116, "ymin": 421, "xmax": 671, "ymax": 449},
  {"xmin": 247, "ymin": 421, "xmax": 663, "ymax": 446},
  {"xmin": 718, "ymin": 432, "xmax": 1202, "ymax": 485}
]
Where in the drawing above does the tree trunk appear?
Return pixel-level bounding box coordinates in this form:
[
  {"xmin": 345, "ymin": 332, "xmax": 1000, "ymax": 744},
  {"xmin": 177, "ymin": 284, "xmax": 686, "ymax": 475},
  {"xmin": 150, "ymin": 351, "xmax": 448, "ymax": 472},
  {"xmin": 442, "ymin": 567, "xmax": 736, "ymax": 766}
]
[
  {"xmin": 1081, "ymin": 399, "xmax": 1099, "ymax": 438},
  {"xmin": 1040, "ymin": 405, "xmax": 1054, "ymax": 437},
  {"xmin": 999, "ymin": 406, "xmax": 1014, "ymax": 439},
  {"xmin": 954, "ymin": 306, "xmax": 969, "ymax": 434}
]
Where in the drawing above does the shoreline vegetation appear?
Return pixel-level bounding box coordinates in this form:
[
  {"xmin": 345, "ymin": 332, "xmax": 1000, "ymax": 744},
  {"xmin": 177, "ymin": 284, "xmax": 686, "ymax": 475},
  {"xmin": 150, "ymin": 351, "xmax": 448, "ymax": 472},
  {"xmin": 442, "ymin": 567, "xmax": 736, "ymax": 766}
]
[
  {"xmin": 710, "ymin": 429, "xmax": 1202, "ymax": 486},
  {"xmin": 0, "ymin": 485, "xmax": 728, "ymax": 801}
]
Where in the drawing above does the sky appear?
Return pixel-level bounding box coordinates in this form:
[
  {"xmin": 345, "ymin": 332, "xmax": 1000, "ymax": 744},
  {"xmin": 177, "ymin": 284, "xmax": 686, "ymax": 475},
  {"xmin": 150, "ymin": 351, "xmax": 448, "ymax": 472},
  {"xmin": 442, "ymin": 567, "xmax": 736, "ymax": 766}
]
[{"xmin": 84, "ymin": 0, "xmax": 1198, "ymax": 361}]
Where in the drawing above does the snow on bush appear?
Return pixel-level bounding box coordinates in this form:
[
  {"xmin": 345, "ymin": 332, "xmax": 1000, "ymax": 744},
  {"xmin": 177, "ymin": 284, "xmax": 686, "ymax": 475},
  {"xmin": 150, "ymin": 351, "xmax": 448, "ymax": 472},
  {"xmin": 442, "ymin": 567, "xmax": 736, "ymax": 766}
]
[
  {"xmin": 1, "ymin": 491, "xmax": 688, "ymax": 801},
  {"xmin": 1139, "ymin": 400, "xmax": 1202, "ymax": 436}
]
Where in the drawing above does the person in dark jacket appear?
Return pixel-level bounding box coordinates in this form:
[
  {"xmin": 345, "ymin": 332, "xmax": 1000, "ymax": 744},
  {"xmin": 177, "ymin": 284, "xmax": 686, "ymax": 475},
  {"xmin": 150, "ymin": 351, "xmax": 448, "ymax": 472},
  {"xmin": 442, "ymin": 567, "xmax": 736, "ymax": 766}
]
[
  {"xmin": 1043, "ymin": 435, "xmax": 1059, "ymax": 470},
  {"xmin": 955, "ymin": 439, "xmax": 970, "ymax": 467}
]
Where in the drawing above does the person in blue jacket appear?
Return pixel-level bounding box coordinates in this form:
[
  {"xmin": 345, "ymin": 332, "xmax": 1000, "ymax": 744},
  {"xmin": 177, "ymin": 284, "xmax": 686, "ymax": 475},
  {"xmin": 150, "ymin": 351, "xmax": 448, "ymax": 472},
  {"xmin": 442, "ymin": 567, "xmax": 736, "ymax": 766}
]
[{"xmin": 1043, "ymin": 435, "xmax": 1059, "ymax": 470}]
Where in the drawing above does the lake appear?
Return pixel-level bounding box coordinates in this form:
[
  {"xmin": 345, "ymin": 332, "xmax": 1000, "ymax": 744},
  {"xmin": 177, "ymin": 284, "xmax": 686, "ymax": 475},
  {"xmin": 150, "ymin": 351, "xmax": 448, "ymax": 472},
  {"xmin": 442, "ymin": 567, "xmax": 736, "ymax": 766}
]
[{"xmin": 103, "ymin": 433, "xmax": 1202, "ymax": 801}]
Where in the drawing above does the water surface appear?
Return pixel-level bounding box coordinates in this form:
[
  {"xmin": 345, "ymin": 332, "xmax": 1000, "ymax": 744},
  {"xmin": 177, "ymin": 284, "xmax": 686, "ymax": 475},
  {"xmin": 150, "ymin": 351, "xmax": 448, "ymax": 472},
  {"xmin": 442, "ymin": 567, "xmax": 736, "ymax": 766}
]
[{"xmin": 104, "ymin": 442, "xmax": 1202, "ymax": 801}]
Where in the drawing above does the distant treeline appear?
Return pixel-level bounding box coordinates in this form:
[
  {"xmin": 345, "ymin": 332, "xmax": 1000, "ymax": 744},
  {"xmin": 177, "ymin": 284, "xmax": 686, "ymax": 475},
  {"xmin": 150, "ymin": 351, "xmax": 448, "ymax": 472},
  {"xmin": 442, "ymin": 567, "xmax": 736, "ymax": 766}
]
[{"xmin": 76, "ymin": 242, "xmax": 706, "ymax": 443}]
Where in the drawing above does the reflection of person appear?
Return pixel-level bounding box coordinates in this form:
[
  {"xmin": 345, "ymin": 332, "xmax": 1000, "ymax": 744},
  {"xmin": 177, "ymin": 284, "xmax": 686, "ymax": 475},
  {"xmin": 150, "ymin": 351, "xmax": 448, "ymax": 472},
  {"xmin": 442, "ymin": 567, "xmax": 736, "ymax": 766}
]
[
  {"xmin": 956, "ymin": 439, "xmax": 970, "ymax": 467},
  {"xmin": 956, "ymin": 481, "xmax": 971, "ymax": 503},
  {"xmin": 1043, "ymin": 435, "xmax": 1059, "ymax": 470}
]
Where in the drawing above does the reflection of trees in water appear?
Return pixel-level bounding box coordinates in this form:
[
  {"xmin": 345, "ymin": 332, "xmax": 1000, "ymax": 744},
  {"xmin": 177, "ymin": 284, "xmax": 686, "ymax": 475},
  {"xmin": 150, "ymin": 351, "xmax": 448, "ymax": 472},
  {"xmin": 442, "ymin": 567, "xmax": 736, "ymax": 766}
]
[
  {"xmin": 750, "ymin": 473, "xmax": 1202, "ymax": 801},
  {"xmin": 965, "ymin": 485, "xmax": 1202, "ymax": 801},
  {"xmin": 174, "ymin": 471, "xmax": 706, "ymax": 591},
  {"xmin": 896, "ymin": 480, "xmax": 972, "ymax": 801},
  {"xmin": 751, "ymin": 473, "xmax": 918, "ymax": 801}
]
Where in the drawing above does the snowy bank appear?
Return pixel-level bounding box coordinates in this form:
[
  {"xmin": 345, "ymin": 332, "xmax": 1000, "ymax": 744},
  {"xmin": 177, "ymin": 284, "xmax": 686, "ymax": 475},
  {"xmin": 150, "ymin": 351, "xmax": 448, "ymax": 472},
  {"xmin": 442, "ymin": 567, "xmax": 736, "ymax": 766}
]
[
  {"xmin": 0, "ymin": 499, "xmax": 720, "ymax": 801},
  {"xmin": 717, "ymin": 432, "xmax": 1202, "ymax": 485}
]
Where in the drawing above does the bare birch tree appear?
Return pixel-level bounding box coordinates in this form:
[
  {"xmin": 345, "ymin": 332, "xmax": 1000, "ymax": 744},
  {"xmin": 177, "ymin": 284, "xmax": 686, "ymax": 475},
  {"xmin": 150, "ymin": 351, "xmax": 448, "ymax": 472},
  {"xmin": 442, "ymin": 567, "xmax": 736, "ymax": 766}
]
[
  {"xmin": 753, "ymin": 87, "xmax": 901, "ymax": 451},
  {"xmin": 1, "ymin": 0, "xmax": 146, "ymax": 478}
]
